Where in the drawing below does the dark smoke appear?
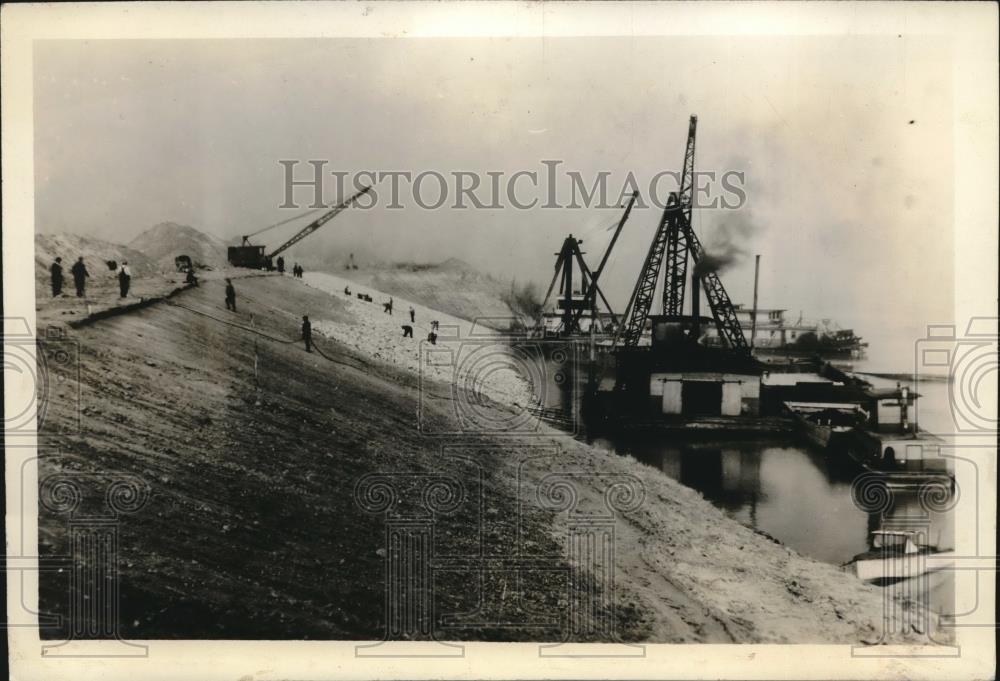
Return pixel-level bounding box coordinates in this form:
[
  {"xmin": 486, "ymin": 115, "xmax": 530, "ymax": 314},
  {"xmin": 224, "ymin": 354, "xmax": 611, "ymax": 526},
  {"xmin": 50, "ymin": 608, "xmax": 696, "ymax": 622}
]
[
  {"xmin": 696, "ymin": 208, "xmax": 761, "ymax": 275},
  {"xmin": 694, "ymin": 249, "xmax": 740, "ymax": 276}
]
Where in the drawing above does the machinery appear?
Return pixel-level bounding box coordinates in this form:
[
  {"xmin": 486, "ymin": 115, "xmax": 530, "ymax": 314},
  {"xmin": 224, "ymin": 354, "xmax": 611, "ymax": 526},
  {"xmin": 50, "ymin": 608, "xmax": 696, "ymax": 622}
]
[
  {"xmin": 174, "ymin": 255, "xmax": 194, "ymax": 272},
  {"xmin": 227, "ymin": 186, "xmax": 372, "ymax": 269},
  {"xmin": 613, "ymin": 116, "xmax": 748, "ymax": 352},
  {"xmin": 539, "ymin": 192, "xmax": 637, "ymax": 336}
]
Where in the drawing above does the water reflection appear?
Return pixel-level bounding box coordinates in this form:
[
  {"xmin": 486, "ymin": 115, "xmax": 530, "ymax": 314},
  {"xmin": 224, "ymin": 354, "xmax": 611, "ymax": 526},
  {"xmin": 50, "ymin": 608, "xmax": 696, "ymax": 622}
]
[{"xmin": 540, "ymin": 354, "xmax": 956, "ymax": 609}]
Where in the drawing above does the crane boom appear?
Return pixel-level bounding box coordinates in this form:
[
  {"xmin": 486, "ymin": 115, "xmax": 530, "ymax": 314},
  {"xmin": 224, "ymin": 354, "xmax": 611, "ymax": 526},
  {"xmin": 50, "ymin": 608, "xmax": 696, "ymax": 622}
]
[
  {"xmin": 614, "ymin": 114, "xmax": 748, "ymax": 352},
  {"xmin": 613, "ymin": 195, "xmax": 680, "ymax": 348},
  {"xmin": 566, "ymin": 191, "xmax": 638, "ymax": 331},
  {"xmin": 242, "ymin": 207, "xmax": 325, "ymax": 243},
  {"xmin": 663, "ymin": 115, "xmax": 697, "ymax": 315},
  {"xmin": 269, "ymin": 186, "xmax": 371, "ymax": 258},
  {"xmin": 682, "ymin": 214, "xmax": 749, "ymax": 352}
]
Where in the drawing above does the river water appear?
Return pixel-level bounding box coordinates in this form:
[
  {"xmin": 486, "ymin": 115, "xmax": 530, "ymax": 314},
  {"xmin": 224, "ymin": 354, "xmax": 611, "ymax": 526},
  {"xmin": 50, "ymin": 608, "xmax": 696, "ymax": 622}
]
[{"xmin": 535, "ymin": 350, "xmax": 957, "ymax": 614}]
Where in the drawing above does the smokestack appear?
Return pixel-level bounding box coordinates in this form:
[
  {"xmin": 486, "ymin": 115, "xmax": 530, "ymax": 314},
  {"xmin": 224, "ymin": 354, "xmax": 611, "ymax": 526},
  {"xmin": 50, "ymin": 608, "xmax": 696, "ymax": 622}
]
[
  {"xmin": 691, "ymin": 272, "xmax": 701, "ymax": 337},
  {"xmin": 750, "ymin": 254, "xmax": 760, "ymax": 350}
]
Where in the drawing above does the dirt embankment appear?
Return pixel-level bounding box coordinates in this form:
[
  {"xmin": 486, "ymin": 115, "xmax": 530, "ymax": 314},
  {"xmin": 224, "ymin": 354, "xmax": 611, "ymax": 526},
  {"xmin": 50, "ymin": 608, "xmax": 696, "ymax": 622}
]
[
  {"xmin": 299, "ymin": 271, "xmax": 945, "ymax": 644},
  {"xmin": 37, "ymin": 274, "xmax": 643, "ymax": 641},
  {"xmin": 37, "ymin": 272, "xmax": 940, "ymax": 644},
  {"xmin": 319, "ymin": 260, "xmax": 527, "ymax": 329}
]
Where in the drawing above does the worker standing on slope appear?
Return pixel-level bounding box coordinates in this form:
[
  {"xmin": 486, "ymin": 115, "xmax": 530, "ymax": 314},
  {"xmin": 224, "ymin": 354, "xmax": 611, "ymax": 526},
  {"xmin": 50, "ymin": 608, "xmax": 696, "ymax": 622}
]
[
  {"xmin": 50, "ymin": 257, "xmax": 64, "ymax": 297},
  {"xmin": 409, "ymin": 306, "xmax": 415, "ymax": 323},
  {"xmin": 225, "ymin": 278, "xmax": 237, "ymax": 312},
  {"xmin": 301, "ymin": 315, "xmax": 312, "ymax": 352},
  {"xmin": 117, "ymin": 261, "xmax": 131, "ymax": 298},
  {"xmin": 383, "ymin": 297, "xmax": 393, "ymax": 315},
  {"xmin": 71, "ymin": 257, "xmax": 89, "ymax": 297}
]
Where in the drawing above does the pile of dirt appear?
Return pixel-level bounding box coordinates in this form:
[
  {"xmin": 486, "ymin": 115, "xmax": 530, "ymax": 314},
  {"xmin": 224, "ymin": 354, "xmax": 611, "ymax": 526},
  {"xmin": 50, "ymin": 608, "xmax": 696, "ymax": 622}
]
[
  {"xmin": 35, "ymin": 233, "xmax": 158, "ymax": 284},
  {"xmin": 128, "ymin": 222, "xmax": 229, "ymax": 270}
]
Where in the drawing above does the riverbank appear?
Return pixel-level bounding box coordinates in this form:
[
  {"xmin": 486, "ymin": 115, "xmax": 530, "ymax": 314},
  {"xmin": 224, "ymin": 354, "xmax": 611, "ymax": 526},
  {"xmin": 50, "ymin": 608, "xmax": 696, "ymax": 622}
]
[
  {"xmin": 299, "ymin": 271, "xmax": 944, "ymax": 644},
  {"xmin": 36, "ymin": 272, "xmax": 944, "ymax": 643}
]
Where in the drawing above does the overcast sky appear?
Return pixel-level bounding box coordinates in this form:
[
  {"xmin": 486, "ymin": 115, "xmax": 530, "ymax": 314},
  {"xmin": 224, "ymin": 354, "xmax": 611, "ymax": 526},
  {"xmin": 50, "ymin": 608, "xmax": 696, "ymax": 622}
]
[{"xmin": 34, "ymin": 36, "xmax": 954, "ymax": 362}]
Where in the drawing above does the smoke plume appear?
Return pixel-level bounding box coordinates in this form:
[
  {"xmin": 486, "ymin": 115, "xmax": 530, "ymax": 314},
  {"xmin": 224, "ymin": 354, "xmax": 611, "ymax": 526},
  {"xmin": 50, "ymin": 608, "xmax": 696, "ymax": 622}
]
[{"xmin": 695, "ymin": 208, "xmax": 761, "ymax": 275}]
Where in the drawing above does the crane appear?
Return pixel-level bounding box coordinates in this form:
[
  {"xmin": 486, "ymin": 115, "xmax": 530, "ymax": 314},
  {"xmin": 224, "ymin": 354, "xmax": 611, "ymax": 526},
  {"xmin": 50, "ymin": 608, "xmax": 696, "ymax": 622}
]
[
  {"xmin": 613, "ymin": 116, "xmax": 748, "ymax": 352},
  {"xmin": 539, "ymin": 192, "xmax": 637, "ymax": 336},
  {"xmin": 227, "ymin": 186, "xmax": 371, "ymax": 269},
  {"xmin": 663, "ymin": 115, "xmax": 697, "ymax": 315},
  {"xmin": 565, "ymin": 191, "xmax": 638, "ymax": 333}
]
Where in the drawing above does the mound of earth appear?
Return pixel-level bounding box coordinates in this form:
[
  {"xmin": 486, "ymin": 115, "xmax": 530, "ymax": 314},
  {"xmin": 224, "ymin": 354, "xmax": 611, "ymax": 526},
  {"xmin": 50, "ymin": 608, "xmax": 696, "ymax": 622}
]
[{"xmin": 128, "ymin": 222, "xmax": 229, "ymax": 270}]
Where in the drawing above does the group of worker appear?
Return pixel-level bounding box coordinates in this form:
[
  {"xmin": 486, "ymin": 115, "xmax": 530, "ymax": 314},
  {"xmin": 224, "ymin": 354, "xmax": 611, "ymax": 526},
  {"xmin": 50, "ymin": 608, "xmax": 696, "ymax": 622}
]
[
  {"xmin": 398, "ymin": 304, "xmax": 439, "ymax": 345},
  {"xmin": 340, "ymin": 285, "xmax": 439, "ymax": 345},
  {"xmin": 50, "ymin": 256, "xmax": 131, "ymax": 299},
  {"xmin": 274, "ymin": 255, "xmax": 305, "ymax": 278}
]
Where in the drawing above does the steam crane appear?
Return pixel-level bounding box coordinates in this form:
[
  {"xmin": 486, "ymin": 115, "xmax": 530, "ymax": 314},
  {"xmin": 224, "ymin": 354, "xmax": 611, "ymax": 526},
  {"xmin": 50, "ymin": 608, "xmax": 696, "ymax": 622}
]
[
  {"xmin": 539, "ymin": 192, "xmax": 637, "ymax": 336},
  {"xmin": 227, "ymin": 186, "xmax": 372, "ymax": 269},
  {"xmin": 613, "ymin": 116, "xmax": 748, "ymax": 352}
]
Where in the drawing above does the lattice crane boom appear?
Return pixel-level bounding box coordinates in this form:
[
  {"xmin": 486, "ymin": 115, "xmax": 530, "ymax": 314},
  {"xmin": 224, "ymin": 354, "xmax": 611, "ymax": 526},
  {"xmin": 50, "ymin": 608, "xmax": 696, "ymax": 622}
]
[
  {"xmin": 270, "ymin": 186, "xmax": 371, "ymax": 258},
  {"xmin": 566, "ymin": 191, "xmax": 638, "ymax": 332},
  {"xmin": 683, "ymin": 214, "xmax": 749, "ymax": 352},
  {"xmin": 613, "ymin": 195, "xmax": 681, "ymax": 348},
  {"xmin": 663, "ymin": 115, "xmax": 697, "ymax": 315}
]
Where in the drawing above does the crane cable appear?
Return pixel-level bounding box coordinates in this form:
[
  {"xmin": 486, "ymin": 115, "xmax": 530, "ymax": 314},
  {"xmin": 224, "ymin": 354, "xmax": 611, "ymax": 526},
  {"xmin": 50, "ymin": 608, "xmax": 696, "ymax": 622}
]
[{"xmin": 242, "ymin": 207, "xmax": 325, "ymax": 240}]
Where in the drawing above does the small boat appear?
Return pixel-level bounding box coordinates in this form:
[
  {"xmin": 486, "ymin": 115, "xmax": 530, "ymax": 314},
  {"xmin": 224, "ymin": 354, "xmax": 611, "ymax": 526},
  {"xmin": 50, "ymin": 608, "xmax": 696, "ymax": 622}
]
[
  {"xmin": 846, "ymin": 530, "xmax": 955, "ymax": 584},
  {"xmin": 843, "ymin": 385, "xmax": 953, "ymax": 475},
  {"xmin": 784, "ymin": 401, "xmax": 868, "ymax": 449}
]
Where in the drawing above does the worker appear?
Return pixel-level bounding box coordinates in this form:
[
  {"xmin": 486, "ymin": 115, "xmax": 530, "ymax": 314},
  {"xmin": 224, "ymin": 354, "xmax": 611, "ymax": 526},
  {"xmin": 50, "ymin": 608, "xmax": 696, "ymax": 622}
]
[
  {"xmin": 401, "ymin": 324, "xmax": 413, "ymax": 338},
  {"xmin": 344, "ymin": 286, "xmax": 351, "ymax": 296},
  {"xmin": 383, "ymin": 297, "xmax": 393, "ymax": 315},
  {"xmin": 117, "ymin": 261, "xmax": 131, "ymax": 298},
  {"xmin": 431, "ymin": 320, "xmax": 439, "ymax": 331},
  {"xmin": 50, "ymin": 257, "xmax": 64, "ymax": 297},
  {"xmin": 185, "ymin": 268, "xmax": 199, "ymax": 286},
  {"xmin": 277, "ymin": 256, "xmax": 285, "ymax": 274},
  {"xmin": 70, "ymin": 257, "xmax": 89, "ymax": 297},
  {"xmin": 427, "ymin": 331, "xmax": 438, "ymax": 345},
  {"xmin": 225, "ymin": 278, "xmax": 237, "ymax": 311},
  {"xmin": 301, "ymin": 315, "xmax": 312, "ymax": 352},
  {"xmin": 409, "ymin": 306, "xmax": 415, "ymax": 323}
]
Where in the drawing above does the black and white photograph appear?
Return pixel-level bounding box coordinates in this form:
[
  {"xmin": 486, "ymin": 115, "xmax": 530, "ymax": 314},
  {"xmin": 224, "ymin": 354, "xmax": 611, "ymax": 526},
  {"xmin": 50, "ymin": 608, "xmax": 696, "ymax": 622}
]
[{"xmin": 3, "ymin": 2, "xmax": 997, "ymax": 680}]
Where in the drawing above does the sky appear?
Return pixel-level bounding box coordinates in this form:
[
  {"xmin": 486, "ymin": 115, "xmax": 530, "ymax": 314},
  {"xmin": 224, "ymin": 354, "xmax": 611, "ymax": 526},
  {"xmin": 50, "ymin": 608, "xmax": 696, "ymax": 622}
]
[{"xmin": 34, "ymin": 36, "xmax": 954, "ymax": 363}]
